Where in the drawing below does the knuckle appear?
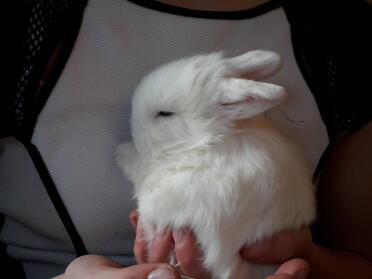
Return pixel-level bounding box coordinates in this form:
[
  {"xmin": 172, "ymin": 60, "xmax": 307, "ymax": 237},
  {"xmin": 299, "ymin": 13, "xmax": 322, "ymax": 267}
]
[
  {"xmin": 64, "ymin": 255, "xmax": 107, "ymax": 277},
  {"xmin": 65, "ymin": 255, "xmax": 90, "ymax": 272},
  {"xmin": 174, "ymin": 237, "xmax": 203, "ymax": 273},
  {"xmin": 177, "ymin": 254, "xmax": 197, "ymax": 272}
]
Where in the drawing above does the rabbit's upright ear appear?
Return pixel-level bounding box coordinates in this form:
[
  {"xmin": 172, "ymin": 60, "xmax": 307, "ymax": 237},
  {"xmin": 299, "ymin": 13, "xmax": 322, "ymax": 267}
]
[
  {"xmin": 219, "ymin": 78, "xmax": 286, "ymax": 120},
  {"xmin": 226, "ymin": 50, "xmax": 282, "ymax": 80},
  {"xmin": 219, "ymin": 50, "xmax": 285, "ymax": 120}
]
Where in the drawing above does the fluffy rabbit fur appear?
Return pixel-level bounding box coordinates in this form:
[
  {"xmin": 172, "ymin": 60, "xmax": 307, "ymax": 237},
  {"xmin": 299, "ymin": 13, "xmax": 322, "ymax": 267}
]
[{"xmin": 117, "ymin": 51, "xmax": 316, "ymax": 279}]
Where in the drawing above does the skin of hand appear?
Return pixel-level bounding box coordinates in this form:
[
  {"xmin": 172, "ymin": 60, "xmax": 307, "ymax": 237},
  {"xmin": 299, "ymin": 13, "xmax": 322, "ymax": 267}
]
[
  {"xmin": 130, "ymin": 211, "xmax": 309, "ymax": 279},
  {"xmin": 52, "ymin": 254, "xmax": 181, "ymax": 279}
]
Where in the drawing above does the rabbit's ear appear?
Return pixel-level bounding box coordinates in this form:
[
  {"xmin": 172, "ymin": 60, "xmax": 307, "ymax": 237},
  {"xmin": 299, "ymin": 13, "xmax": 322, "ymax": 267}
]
[
  {"xmin": 226, "ymin": 50, "xmax": 282, "ymax": 80},
  {"xmin": 219, "ymin": 78, "xmax": 286, "ymax": 120}
]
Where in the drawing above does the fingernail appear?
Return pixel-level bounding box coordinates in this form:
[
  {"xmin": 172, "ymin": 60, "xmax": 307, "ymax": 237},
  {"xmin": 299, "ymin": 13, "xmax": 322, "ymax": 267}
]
[
  {"xmin": 173, "ymin": 230, "xmax": 187, "ymax": 247},
  {"xmin": 148, "ymin": 266, "xmax": 176, "ymax": 279},
  {"xmin": 136, "ymin": 222, "xmax": 145, "ymax": 240}
]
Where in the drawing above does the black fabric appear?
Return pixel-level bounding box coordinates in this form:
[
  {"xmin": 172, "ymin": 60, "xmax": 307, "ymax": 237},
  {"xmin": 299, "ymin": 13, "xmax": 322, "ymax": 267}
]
[
  {"xmin": 1, "ymin": 1, "xmax": 29, "ymax": 140},
  {"xmin": 282, "ymin": 0, "xmax": 372, "ymax": 140}
]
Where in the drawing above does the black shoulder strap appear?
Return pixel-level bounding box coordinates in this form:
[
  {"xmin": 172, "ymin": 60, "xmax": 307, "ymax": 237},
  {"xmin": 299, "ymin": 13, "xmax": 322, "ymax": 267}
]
[{"xmin": 282, "ymin": 0, "xmax": 372, "ymax": 140}]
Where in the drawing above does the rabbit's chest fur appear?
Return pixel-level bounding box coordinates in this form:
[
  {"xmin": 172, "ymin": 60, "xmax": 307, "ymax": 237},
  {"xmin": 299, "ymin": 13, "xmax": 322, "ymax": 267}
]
[{"xmin": 135, "ymin": 128, "xmax": 315, "ymax": 250}]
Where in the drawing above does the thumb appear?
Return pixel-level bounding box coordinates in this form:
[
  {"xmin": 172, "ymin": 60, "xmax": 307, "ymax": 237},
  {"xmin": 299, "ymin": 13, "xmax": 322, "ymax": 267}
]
[
  {"xmin": 118, "ymin": 264, "xmax": 181, "ymax": 279},
  {"xmin": 62, "ymin": 255, "xmax": 180, "ymax": 279}
]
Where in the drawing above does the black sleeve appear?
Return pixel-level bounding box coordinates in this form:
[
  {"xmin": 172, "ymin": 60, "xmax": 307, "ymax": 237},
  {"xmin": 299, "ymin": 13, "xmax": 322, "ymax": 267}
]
[
  {"xmin": 282, "ymin": 0, "xmax": 372, "ymax": 140},
  {"xmin": 1, "ymin": 0, "xmax": 88, "ymax": 141}
]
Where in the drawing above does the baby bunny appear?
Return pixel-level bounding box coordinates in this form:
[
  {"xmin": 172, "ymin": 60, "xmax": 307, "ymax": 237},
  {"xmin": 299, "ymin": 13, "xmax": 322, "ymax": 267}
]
[{"xmin": 117, "ymin": 50, "xmax": 316, "ymax": 279}]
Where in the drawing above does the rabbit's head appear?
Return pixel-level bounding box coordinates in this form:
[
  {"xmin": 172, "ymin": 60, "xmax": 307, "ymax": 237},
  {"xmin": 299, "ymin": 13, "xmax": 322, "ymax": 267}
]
[{"xmin": 130, "ymin": 50, "xmax": 286, "ymax": 157}]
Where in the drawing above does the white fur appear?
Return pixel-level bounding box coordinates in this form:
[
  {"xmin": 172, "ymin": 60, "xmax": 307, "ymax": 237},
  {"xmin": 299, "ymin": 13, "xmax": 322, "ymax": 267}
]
[{"xmin": 117, "ymin": 50, "xmax": 316, "ymax": 279}]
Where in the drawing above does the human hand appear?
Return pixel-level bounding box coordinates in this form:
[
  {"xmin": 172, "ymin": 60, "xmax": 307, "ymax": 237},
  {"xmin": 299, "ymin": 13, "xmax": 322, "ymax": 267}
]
[
  {"xmin": 264, "ymin": 258, "xmax": 310, "ymax": 279},
  {"xmin": 131, "ymin": 211, "xmax": 311, "ymax": 279},
  {"xmin": 130, "ymin": 211, "xmax": 212, "ymax": 279},
  {"xmin": 241, "ymin": 227, "xmax": 312, "ymax": 279},
  {"xmin": 52, "ymin": 254, "xmax": 180, "ymax": 279}
]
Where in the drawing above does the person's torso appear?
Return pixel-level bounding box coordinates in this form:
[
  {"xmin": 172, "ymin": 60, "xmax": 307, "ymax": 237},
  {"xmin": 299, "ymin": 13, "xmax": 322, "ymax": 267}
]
[{"xmin": 0, "ymin": 1, "xmax": 328, "ymax": 278}]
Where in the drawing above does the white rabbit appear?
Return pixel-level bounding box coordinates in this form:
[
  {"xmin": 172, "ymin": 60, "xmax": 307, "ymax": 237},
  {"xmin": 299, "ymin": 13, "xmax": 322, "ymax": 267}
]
[{"xmin": 117, "ymin": 50, "xmax": 316, "ymax": 279}]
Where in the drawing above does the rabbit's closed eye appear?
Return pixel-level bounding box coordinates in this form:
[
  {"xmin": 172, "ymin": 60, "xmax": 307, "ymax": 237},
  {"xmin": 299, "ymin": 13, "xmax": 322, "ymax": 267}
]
[{"xmin": 157, "ymin": 111, "xmax": 175, "ymax": 117}]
